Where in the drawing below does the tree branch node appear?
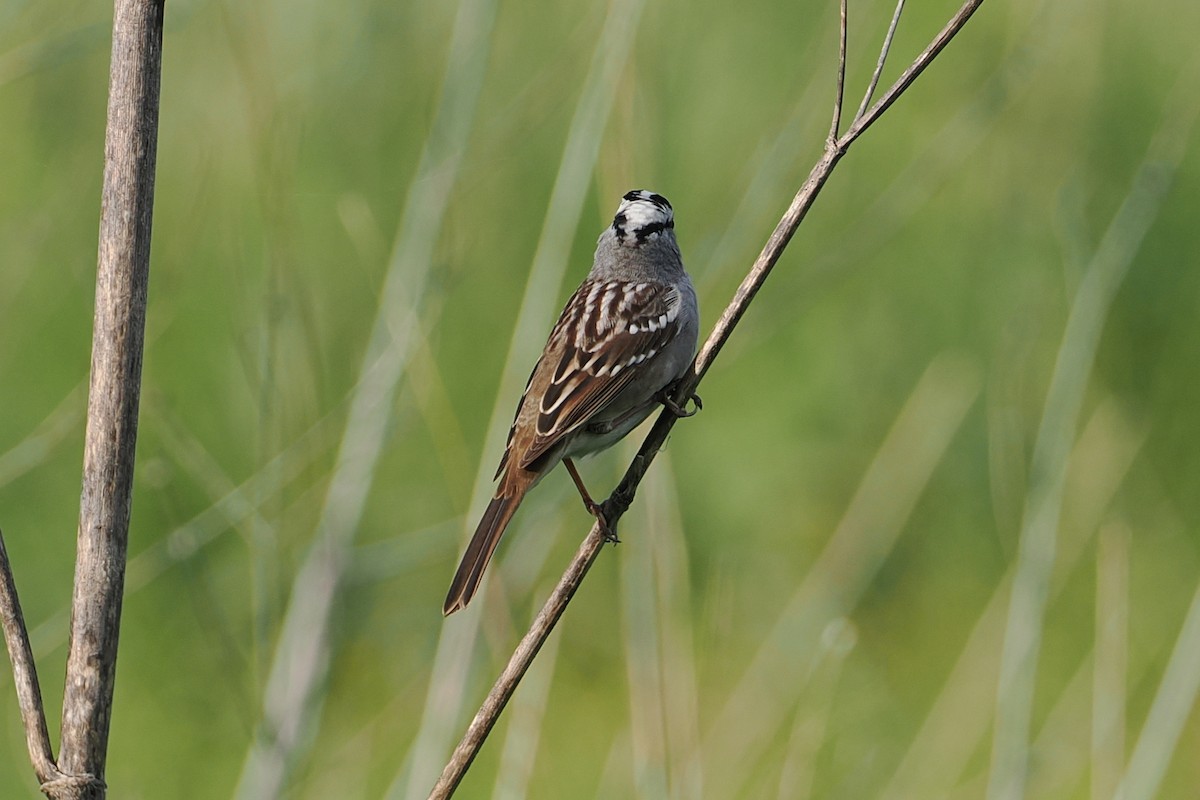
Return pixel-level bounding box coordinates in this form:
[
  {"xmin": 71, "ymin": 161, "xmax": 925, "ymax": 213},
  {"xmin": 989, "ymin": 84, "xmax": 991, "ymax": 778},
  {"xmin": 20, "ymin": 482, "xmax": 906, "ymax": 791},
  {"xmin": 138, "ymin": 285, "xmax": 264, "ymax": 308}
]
[{"xmin": 40, "ymin": 773, "xmax": 107, "ymax": 799}]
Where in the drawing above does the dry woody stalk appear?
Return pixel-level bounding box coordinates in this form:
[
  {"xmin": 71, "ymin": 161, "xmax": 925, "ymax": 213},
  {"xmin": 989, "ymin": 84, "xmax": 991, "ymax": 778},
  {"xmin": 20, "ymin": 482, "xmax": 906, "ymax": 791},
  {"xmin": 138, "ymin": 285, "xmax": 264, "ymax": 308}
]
[{"xmin": 0, "ymin": 0, "xmax": 165, "ymax": 798}]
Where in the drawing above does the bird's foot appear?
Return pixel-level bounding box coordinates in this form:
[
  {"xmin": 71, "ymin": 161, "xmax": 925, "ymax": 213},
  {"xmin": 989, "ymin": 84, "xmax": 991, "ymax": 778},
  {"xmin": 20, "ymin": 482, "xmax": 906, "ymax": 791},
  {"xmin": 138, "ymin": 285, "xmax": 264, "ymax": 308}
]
[
  {"xmin": 659, "ymin": 387, "xmax": 702, "ymax": 418},
  {"xmin": 598, "ymin": 481, "xmax": 637, "ymax": 543},
  {"xmin": 586, "ymin": 499, "xmax": 620, "ymax": 544},
  {"xmin": 597, "ymin": 512, "xmax": 621, "ymax": 544}
]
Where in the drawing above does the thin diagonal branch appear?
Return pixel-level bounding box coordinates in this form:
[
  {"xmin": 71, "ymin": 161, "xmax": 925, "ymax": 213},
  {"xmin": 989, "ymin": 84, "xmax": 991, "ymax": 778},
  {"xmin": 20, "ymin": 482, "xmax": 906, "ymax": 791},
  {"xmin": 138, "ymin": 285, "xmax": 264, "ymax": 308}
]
[
  {"xmin": 429, "ymin": 531, "xmax": 603, "ymax": 798},
  {"xmin": 0, "ymin": 531, "xmax": 66, "ymax": 788},
  {"xmin": 431, "ymin": 0, "xmax": 986, "ymax": 795},
  {"xmin": 843, "ymin": 0, "xmax": 985, "ymax": 144},
  {"xmin": 829, "ymin": 0, "xmax": 848, "ymax": 143},
  {"xmin": 857, "ymin": 0, "xmax": 906, "ymax": 119}
]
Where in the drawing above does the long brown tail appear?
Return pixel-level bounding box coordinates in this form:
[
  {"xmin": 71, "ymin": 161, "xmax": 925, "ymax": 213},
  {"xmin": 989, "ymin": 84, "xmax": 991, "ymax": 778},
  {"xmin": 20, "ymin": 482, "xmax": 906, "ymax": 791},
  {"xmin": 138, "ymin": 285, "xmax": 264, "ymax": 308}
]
[{"xmin": 443, "ymin": 481, "xmax": 528, "ymax": 615}]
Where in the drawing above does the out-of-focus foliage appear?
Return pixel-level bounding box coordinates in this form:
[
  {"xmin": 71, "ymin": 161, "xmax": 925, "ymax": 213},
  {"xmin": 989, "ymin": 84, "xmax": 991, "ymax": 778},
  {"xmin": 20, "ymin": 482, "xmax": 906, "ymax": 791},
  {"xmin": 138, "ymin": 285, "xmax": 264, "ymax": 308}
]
[{"xmin": 1, "ymin": 0, "xmax": 1198, "ymax": 797}]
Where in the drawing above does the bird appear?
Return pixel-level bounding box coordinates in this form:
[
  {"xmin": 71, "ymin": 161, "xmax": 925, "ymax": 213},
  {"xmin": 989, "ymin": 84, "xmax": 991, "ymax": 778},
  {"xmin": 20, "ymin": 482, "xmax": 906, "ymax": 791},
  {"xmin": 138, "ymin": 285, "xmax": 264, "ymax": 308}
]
[{"xmin": 443, "ymin": 190, "xmax": 700, "ymax": 615}]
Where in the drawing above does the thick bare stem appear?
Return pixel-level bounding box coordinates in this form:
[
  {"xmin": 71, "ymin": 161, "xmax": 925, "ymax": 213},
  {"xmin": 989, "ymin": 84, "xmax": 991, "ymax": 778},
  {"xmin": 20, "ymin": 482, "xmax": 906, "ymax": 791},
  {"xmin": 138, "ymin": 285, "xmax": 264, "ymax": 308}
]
[
  {"xmin": 56, "ymin": 1, "xmax": 164, "ymax": 797},
  {"xmin": 432, "ymin": 0, "xmax": 987, "ymax": 794}
]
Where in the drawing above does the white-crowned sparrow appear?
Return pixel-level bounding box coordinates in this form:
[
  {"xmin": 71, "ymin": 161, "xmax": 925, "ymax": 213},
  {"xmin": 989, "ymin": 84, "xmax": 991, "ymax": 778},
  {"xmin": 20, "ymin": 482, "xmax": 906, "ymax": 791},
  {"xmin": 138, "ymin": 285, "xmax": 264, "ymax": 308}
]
[{"xmin": 444, "ymin": 190, "xmax": 699, "ymax": 615}]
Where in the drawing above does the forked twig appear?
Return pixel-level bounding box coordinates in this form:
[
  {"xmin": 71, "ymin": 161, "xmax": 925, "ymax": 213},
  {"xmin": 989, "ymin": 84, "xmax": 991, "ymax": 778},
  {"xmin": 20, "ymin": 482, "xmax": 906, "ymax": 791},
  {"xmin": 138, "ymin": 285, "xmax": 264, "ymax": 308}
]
[
  {"xmin": 430, "ymin": 1, "xmax": 986, "ymax": 796},
  {"xmin": 845, "ymin": 0, "xmax": 984, "ymax": 142}
]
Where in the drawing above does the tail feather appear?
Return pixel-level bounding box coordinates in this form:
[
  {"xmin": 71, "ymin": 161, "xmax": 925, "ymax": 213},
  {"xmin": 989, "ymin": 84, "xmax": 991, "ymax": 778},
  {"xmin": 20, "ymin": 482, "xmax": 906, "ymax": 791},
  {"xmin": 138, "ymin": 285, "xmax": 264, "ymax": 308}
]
[{"xmin": 443, "ymin": 484, "xmax": 527, "ymax": 615}]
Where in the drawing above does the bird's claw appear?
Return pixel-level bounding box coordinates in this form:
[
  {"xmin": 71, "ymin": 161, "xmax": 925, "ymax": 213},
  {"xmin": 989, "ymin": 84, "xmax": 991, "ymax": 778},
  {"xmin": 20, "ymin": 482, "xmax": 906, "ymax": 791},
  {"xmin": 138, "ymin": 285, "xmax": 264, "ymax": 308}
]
[
  {"xmin": 661, "ymin": 390, "xmax": 702, "ymax": 418},
  {"xmin": 597, "ymin": 496, "xmax": 628, "ymax": 543},
  {"xmin": 575, "ymin": 494, "xmax": 619, "ymax": 544},
  {"xmin": 598, "ymin": 517, "xmax": 621, "ymax": 544}
]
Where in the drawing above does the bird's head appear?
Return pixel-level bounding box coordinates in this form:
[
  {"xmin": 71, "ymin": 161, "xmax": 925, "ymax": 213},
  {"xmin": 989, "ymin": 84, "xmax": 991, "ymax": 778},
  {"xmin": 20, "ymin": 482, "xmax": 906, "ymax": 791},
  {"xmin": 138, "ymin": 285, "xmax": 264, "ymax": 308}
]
[{"xmin": 611, "ymin": 190, "xmax": 674, "ymax": 247}]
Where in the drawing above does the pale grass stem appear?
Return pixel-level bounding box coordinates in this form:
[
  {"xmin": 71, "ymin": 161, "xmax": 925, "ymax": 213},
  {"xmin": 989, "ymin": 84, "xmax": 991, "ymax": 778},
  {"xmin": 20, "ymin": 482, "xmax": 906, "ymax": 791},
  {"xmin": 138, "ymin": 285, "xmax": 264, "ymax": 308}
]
[
  {"xmin": 1114, "ymin": 581, "xmax": 1200, "ymax": 799},
  {"xmin": 1092, "ymin": 523, "xmax": 1129, "ymax": 800},
  {"xmin": 880, "ymin": 400, "xmax": 1146, "ymax": 800},
  {"xmin": 490, "ymin": 593, "xmax": 563, "ymax": 800},
  {"xmin": 233, "ymin": 0, "xmax": 499, "ymax": 794},
  {"xmin": 642, "ymin": 463, "xmax": 703, "ymax": 800},
  {"xmin": 703, "ymin": 355, "xmax": 980, "ymax": 799},
  {"xmin": 986, "ymin": 65, "xmax": 1200, "ymax": 800}
]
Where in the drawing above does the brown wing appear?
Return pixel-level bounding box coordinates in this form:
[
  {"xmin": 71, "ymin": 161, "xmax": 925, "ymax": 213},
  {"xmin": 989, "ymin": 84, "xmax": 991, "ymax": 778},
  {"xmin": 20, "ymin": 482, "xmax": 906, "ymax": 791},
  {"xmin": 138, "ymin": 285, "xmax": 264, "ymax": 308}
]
[{"xmin": 516, "ymin": 279, "xmax": 685, "ymax": 468}]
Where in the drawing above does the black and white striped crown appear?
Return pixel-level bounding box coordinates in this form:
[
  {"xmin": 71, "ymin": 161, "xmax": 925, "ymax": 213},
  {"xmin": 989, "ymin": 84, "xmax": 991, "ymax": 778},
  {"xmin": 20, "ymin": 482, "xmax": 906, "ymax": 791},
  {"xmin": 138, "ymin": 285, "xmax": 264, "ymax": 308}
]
[{"xmin": 612, "ymin": 190, "xmax": 674, "ymax": 244}]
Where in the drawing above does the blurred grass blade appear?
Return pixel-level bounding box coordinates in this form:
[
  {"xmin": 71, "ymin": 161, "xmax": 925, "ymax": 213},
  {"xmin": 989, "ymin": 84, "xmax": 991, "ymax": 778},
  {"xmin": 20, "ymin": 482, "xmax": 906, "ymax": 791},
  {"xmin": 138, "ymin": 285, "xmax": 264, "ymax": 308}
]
[
  {"xmin": 1092, "ymin": 523, "xmax": 1129, "ymax": 800},
  {"xmin": 621, "ymin": 465, "xmax": 673, "ymax": 799},
  {"xmin": 393, "ymin": 0, "xmax": 650, "ymax": 796},
  {"xmin": 702, "ymin": 353, "xmax": 981, "ymax": 798},
  {"xmin": 773, "ymin": 619, "xmax": 856, "ymax": 800},
  {"xmin": 0, "ymin": 384, "xmax": 83, "ymax": 489},
  {"xmin": 1025, "ymin": 651, "xmax": 1095, "ymax": 797},
  {"xmin": 618, "ymin": 458, "xmax": 703, "ymax": 799},
  {"xmin": 0, "ymin": 24, "xmax": 108, "ymax": 88},
  {"xmin": 1113, "ymin": 581, "xmax": 1200, "ymax": 800},
  {"xmin": 233, "ymin": 0, "xmax": 499, "ymax": 794},
  {"xmin": 693, "ymin": 0, "xmax": 837, "ymax": 288},
  {"xmin": 881, "ymin": 400, "xmax": 1145, "ymax": 800},
  {"xmin": 2, "ymin": 406, "xmax": 341, "ymax": 678},
  {"xmin": 126, "ymin": 409, "xmax": 337, "ymax": 595},
  {"xmin": 489, "ymin": 594, "xmax": 562, "ymax": 800},
  {"xmin": 985, "ymin": 68, "xmax": 1200, "ymax": 800},
  {"xmin": 644, "ymin": 462, "xmax": 704, "ymax": 800}
]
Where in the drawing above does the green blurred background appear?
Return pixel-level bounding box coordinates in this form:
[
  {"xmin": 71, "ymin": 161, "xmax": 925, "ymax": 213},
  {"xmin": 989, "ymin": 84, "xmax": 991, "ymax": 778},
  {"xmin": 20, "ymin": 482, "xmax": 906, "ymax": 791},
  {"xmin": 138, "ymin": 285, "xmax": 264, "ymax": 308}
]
[{"xmin": 2, "ymin": 0, "xmax": 1199, "ymax": 796}]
